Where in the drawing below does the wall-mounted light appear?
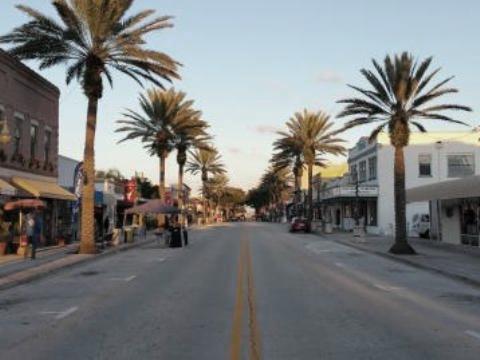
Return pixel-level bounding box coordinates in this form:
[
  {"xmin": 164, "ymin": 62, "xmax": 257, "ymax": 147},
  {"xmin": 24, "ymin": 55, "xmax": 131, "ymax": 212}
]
[{"xmin": 0, "ymin": 115, "xmax": 11, "ymax": 145}]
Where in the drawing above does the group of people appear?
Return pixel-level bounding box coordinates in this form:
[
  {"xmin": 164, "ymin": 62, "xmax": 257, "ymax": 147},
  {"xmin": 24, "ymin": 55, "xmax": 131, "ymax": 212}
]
[{"xmin": 164, "ymin": 215, "xmax": 188, "ymax": 248}]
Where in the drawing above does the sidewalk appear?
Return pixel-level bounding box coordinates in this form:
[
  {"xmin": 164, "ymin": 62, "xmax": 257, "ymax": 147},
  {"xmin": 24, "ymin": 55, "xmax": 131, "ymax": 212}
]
[
  {"xmin": 0, "ymin": 233, "xmax": 157, "ymax": 291},
  {"xmin": 321, "ymin": 231, "xmax": 480, "ymax": 288}
]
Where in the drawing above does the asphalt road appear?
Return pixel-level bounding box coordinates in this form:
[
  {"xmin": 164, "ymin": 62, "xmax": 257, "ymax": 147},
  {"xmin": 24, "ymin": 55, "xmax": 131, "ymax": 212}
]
[{"xmin": 1, "ymin": 222, "xmax": 480, "ymax": 359}]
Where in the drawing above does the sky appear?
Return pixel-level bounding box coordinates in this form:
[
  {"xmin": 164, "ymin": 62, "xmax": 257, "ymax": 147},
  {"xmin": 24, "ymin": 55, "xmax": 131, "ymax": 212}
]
[{"xmin": 1, "ymin": 0, "xmax": 480, "ymax": 194}]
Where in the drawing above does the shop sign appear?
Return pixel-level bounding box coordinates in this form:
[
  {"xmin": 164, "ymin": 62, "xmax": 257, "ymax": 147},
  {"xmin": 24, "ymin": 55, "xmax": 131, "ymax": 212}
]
[{"xmin": 124, "ymin": 179, "xmax": 137, "ymax": 203}]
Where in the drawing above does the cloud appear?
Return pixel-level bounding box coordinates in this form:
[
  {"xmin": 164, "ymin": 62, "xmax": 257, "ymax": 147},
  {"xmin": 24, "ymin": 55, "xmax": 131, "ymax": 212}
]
[
  {"xmin": 252, "ymin": 125, "xmax": 282, "ymax": 135},
  {"xmin": 315, "ymin": 70, "xmax": 344, "ymax": 84},
  {"xmin": 228, "ymin": 147, "xmax": 242, "ymax": 155}
]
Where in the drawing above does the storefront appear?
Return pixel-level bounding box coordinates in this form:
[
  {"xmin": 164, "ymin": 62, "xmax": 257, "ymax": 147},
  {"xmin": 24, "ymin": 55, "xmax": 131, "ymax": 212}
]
[{"xmin": 8, "ymin": 176, "xmax": 76, "ymax": 246}]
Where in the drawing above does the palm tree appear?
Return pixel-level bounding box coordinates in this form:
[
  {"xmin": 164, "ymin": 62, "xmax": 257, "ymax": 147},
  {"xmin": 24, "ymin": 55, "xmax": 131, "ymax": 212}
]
[
  {"xmin": 337, "ymin": 52, "xmax": 471, "ymax": 254},
  {"xmin": 116, "ymin": 89, "xmax": 191, "ymax": 202},
  {"xmin": 0, "ymin": 1, "xmax": 180, "ymax": 254},
  {"xmin": 260, "ymin": 167, "xmax": 292, "ymax": 221},
  {"xmin": 186, "ymin": 147, "xmax": 226, "ymax": 224},
  {"xmin": 172, "ymin": 108, "xmax": 210, "ymax": 220},
  {"xmin": 272, "ymin": 132, "xmax": 305, "ymax": 216},
  {"xmin": 280, "ymin": 110, "xmax": 345, "ymax": 231}
]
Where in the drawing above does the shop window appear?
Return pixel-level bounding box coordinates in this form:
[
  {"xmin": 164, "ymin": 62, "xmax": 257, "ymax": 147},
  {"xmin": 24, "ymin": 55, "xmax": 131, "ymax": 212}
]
[
  {"xmin": 367, "ymin": 201, "xmax": 377, "ymax": 226},
  {"xmin": 448, "ymin": 154, "xmax": 474, "ymax": 178},
  {"xmin": 368, "ymin": 157, "xmax": 377, "ymax": 180},
  {"xmin": 419, "ymin": 154, "xmax": 432, "ymax": 177}
]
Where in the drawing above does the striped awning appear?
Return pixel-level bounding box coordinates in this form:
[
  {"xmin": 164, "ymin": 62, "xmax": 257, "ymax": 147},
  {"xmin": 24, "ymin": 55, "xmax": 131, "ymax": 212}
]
[{"xmin": 0, "ymin": 178, "xmax": 16, "ymax": 196}]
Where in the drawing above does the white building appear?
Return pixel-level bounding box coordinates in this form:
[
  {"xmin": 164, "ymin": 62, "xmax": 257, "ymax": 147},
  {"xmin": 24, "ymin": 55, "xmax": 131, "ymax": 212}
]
[{"xmin": 321, "ymin": 131, "xmax": 480, "ymax": 236}]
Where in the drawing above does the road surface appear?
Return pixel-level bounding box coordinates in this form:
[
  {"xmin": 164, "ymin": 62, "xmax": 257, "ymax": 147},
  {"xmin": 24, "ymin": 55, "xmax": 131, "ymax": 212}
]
[{"xmin": 1, "ymin": 222, "xmax": 480, "ymax": 359}]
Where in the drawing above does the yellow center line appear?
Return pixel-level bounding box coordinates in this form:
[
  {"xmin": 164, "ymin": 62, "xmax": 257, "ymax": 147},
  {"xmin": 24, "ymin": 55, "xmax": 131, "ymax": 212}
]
[
  {"xmin": 245, "ymin": 238, "xmax": 262, "ymax": 360},
  {"xmin": 229, "ymin": 234, "xmax": 262, "ymax": 360},
  {"xmin": 230, "ymin": 238, "xmax": 246, "ymax": 360}
]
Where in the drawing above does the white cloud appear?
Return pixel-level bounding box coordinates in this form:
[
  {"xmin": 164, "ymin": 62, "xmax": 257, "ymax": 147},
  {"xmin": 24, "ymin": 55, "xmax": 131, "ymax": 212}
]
[
  {"xmin": 252, "ymin": 125, "xmax": 282, "ymax": 135},
  {"xmin": 315, "ymin": 70, "xmax": 344, "ymax": 84}
]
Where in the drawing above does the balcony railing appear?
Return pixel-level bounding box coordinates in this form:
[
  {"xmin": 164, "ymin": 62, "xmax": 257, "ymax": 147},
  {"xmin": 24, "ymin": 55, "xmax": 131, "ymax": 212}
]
[{"xmin": 320, "ymin": 185, "xmax": 379, "ymax": 200}]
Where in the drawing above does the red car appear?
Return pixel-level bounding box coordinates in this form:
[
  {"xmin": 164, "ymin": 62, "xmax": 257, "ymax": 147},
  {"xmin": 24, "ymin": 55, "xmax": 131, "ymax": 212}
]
[{"xmin": 289, "ymin": 217, "xmax": 308, "ymax": 232}]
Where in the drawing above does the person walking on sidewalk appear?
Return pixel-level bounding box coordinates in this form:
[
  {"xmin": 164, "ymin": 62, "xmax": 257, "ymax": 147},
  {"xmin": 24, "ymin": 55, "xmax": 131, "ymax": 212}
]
[
  {"xmin": 25, "ymin": 213, "xmax": 35, "ymax": 259},
  {"xmin": 31, "ymin": 209, "xmax": 43, "ymax": 260}
]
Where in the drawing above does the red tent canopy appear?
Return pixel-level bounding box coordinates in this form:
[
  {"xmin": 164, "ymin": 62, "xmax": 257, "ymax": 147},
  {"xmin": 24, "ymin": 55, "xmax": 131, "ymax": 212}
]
[{"xmin": 4, "ymin": 199, "xmax": 46, "ymax": 211}]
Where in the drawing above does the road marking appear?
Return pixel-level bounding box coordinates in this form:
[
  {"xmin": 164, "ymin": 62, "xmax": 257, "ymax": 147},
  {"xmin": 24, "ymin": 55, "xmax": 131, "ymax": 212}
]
[
  {"xmin": 110, "ymin": 275, "xmax": 136, "ymax": 282},
  {"xmin": 230, "ymin": 238, "xmax": 246, "ymax": 360},
  {"xmin": 465, "ymin": 330, "xmax": 480, "ymax": 341},
  {"xmin": 41, "ymin": 306, "xmax": 78, "ymax": 320},
  {"xmin": 373, "ymin": 283, "xmax": 402, "ymax": 292},
  {"xmin": 155, "ymin": 257, "xmax": 166, "ymax": 262},
  {"xmin": 245, "ymin": 239, "xmax": 261, "ymax": 360},
  {"xmin": 334, "ymin": 262, "xmax": 346, "ymax": 268}
]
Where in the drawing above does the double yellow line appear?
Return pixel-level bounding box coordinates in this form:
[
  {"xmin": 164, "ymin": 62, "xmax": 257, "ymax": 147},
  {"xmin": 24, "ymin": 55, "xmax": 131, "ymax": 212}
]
[{"xmin": 230, "ymin": 236, "xmax": 262, "ymax": 360}]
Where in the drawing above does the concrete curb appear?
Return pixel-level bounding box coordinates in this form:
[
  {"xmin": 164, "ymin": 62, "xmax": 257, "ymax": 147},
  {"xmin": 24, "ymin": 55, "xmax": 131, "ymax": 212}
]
[
  {"xmin": 0, "ymin": 237, "xmax": 156, "ymax": 292},
  {"xmin": 320, "ymin": 234, "xmax": 480, "ymax": 289}
]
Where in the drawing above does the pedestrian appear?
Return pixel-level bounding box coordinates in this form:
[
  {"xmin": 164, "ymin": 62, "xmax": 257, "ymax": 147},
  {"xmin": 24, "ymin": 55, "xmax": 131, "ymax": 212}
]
[
  {"xmin": 31, "ymin": 209, "xmax": 43, "ymax": 260},
  {"xmin": 25, "ymin": 212, "xmax": 35, "ymax": 259},
  {"xmin": 183, "ymin": 216, "xmax": 189, "ymax": 247}
]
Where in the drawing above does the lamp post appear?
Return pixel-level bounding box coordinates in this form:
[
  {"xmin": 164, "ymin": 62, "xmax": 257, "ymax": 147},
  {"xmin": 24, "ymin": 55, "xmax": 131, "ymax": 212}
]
[{"xmin": 351, "ymin": 171, "xmax": 365, "ymax": 239}]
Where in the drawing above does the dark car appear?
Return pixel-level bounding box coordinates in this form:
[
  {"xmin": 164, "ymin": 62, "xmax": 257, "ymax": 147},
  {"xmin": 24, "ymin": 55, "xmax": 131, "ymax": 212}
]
[{"xmin": 289, "ymin": 217, "xmax": 308, "ymax": 232}]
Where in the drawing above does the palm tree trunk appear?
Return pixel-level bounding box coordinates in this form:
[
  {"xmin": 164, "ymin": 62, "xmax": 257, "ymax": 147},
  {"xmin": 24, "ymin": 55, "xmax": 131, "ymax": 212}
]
[
  {"xmin": 79, "ymin": 97, "xmax": 98, "ymax": 254},
  {"xmin": 390, "ymin": 146, "xmax": 416, "ymax": 254},
  {"xmin": 158, "ymin": 153, "xmax": 167, "ymax": 227},
  {"xmin": 307, "ymin": 163, "xmax": 313, "ymax": 232},
  {"xmin": 177, "ymin": 162, "xmax": 184, "ymax": 225},
  {"xmin": 202, "ymin": 181, "xmax": 207, "ymax": 225}
]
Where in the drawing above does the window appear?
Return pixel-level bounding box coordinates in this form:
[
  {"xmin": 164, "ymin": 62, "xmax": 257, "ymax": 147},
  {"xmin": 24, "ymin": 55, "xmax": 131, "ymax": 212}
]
[
  {"xmin": 13, "ymin": 116, "xmax": 22, "ymax": 155},
  {"xmin": 44, "ymin": 129, "xmax": 52, "ymax": 162},
  {"xmin": 359, "ymin": 161, "xmax": 367, "ymax": 182},
  {"xmin": 448, "ymin": 154, "xmax": 474, "ymax": 178},
  {"xmin": 30, "ymin": 123, "xmax": 38, "ymax": 159},
  {"xmin": 350, "ymin": 164, "xmax": 357, "ymax": 182},
  {"xmin": 419, "ymin": 154, "xmax": 432, "ymax": 177},
  {"xmin": 368, "ymin": 157, "xmax": 377, "ymax": 180}
]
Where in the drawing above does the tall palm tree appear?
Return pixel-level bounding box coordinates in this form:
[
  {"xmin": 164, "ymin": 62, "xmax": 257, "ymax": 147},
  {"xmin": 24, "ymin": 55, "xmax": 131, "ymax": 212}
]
[
  {"xmin": 186, "ymin": 147, "xmax": 225, "ymax": 224},
  {"xmin": 280, "ymin": 110, "xmax": 345, "ymax": 231},
  {"xmin": 272, "ymin": 132, "xmax": 305, "ymax": 215},
  {"xmin": 116, "ymin": 89, "xmax": 191, "ymax": 202},
  {"xmin": 0, "ymin": 1, "xmax": 180, "ymax": 254},
  {"xmin": 172, "ymin": 109, "xmax": 210, "ymax": 220},
  {"xmin": 337, "ymin": 52, "xmax": 471, "ymax": 254}
]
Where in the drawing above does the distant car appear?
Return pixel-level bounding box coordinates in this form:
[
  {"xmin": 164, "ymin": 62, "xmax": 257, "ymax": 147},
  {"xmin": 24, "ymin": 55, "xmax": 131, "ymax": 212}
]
[{"xmin": 290, "ymin": 217, "xmax": 308, "ymax": 232}]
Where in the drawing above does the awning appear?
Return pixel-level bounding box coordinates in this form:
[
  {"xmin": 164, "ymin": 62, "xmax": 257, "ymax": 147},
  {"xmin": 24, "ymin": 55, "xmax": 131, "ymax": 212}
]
[
  {"xmin": 0, "ymin": 179, "xmax": 16, "ymax": 196},
  {"xmin": 11, "ymin": 177, "xmax": 76, "ymax": 201},
  {"xmin": 407, "ymin": 175, "xmax": 480, "ymax": 203}
]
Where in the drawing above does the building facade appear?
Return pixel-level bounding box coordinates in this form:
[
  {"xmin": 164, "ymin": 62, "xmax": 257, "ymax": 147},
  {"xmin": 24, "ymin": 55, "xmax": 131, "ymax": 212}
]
[
  {"xmin": 0, "ymin": 50, "xmax": 74, "ymax": 252},
  {"xmin": 321, "ymin": 131, "xmax": 480, "ymax": 235}
]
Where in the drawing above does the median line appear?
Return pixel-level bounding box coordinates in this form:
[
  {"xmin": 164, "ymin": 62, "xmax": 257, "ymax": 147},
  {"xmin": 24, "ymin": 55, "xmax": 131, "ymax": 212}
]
[{"xmin": 229, "ymin": 235, "xmax": 262, "ymax": 360}]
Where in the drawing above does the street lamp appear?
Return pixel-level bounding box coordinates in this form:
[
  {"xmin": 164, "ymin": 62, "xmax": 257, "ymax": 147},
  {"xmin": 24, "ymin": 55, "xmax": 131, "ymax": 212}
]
[{"xmin": 0, "ymin": 114, "xmax": 11, "ymax": 145}]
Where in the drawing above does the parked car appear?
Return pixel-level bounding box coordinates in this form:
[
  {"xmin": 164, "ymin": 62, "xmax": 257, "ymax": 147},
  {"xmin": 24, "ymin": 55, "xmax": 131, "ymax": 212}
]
[
  {"xmin": 290, "ymin": 217, "xmax": 308, "ymax": 233},
  {"xmin": 412, "ymin": 213, "xmax": 430, "ymax": 238}
]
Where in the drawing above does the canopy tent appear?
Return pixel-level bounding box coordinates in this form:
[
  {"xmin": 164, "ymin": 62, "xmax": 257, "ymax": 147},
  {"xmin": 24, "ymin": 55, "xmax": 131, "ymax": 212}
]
[
  {"xmin": 407, "ymin": 175, "xmax": 480, "ymax": 203},
  {"xmin": 11, "ymin": 177, "xmax": 76, "ymax": 201},
  {"xmin": 4, "ymin": 199, "xmax": 46, "ymax": 211},
  {"xmin": 125, "ymin": 199, "xmax": 180, "ymax": 215},
  {"xmin": 0, "ymin": 178, "xmax": 16, "ymax": 196}
]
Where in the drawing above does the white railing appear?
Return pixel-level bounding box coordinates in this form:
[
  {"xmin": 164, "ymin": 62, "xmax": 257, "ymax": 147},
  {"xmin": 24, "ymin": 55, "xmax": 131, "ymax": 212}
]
[{"xmin": 320, "ymin": 185, "xmax": 378, "ymax": 200}]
